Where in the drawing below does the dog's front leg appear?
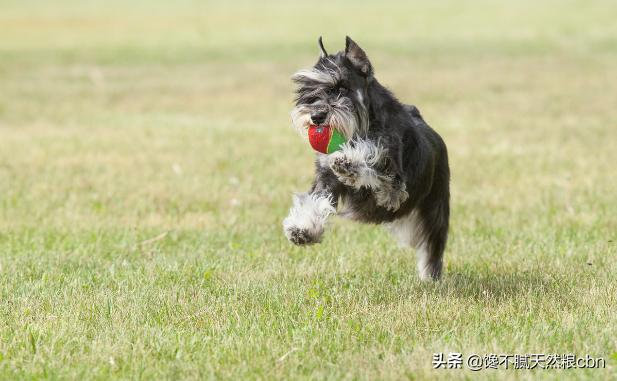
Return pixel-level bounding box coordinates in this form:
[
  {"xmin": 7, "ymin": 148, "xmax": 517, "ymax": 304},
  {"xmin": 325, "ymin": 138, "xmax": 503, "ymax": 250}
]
[
  {"xmin": 283, "ymin": 190, "xmax": 336, "ymax": 246},
  {"xmin": 372, "ymin": 174, "xmax": 409, "ymax": 211},
  {"xmin": 328, "ymin": 139, "xmax": 409, "ymax": 211}
]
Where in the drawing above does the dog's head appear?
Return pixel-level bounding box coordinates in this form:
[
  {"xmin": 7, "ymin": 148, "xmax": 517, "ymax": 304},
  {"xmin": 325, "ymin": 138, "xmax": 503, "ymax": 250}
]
[{"xmin": 291, "ymin": 36, "xmax": 373, "ymax": 140}]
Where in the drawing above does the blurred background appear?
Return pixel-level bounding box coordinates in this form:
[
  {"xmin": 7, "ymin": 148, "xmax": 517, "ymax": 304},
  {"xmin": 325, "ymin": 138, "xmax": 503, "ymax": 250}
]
[
  {"xmin": 1, "ymin": 0, "xmax": 616, "ymax": 233},
  {"xmin": 1, "ymin": 1, "xmax": 616, "ymax": 379}
]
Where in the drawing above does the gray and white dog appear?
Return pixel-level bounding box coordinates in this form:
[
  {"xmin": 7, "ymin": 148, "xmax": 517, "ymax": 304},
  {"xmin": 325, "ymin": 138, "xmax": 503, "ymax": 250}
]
[{"xmin": 283, "ymin": 37, "xmax": 450, "ymax": 280}]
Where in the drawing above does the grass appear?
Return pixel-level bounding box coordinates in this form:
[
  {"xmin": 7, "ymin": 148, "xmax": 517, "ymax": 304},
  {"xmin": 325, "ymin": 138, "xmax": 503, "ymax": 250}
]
[{"xmin": 1, "ymin": 0, "xmax": 616, "ymax": 379}]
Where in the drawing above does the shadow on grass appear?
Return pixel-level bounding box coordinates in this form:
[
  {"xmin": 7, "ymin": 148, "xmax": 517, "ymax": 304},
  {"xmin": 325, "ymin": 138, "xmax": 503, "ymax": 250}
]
[{"xmin": 436, "ymin": 269, "xmax": 570, "ymax": 303}]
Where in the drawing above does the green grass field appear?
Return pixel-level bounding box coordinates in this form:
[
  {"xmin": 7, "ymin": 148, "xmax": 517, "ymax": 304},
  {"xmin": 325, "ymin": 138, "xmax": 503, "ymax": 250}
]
[{"xmin": 1, "ymin": 0, "xmax": 616, "ymax": 379}]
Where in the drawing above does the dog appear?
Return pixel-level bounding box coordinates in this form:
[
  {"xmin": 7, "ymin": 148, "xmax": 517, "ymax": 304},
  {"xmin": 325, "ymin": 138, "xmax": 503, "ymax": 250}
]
[{"xmin": 283, "ymin": 36, "xmax": 450, "ymax": 280}]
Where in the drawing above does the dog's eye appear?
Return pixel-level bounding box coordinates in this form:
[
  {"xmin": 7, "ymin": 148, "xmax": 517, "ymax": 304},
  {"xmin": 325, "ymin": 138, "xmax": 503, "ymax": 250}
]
[
  {"xmin": 302, "ymin": 96, "xmax": 318, "ymax": 104},
  {"xmin": 328, "ymin": 86, "xmax": 347, "ymax": 96}
]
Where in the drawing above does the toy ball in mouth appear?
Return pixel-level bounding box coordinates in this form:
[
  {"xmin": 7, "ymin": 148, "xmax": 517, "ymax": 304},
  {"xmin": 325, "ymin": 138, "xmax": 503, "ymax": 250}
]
[{"xmin": 307, "ymin": 125, "xmax": 346, "ymax": 154}]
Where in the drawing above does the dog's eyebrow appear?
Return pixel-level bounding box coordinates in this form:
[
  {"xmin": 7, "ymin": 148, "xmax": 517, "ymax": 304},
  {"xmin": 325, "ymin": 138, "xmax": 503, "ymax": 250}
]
[
  {"xmin": 295, "ymin": 87, "xmax": 327, "ymax": 104},
  {"xmin": 291, "ymin": 68, "xmax": 339, "ymax": 86}
]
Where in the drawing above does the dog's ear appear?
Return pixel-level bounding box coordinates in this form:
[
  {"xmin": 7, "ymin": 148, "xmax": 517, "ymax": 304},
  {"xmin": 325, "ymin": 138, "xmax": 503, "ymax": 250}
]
[
  {"xmin": 318, "ymin": 36, "xmax": 328, "ymax": 58},
  {"xmin": 345, "ymin": 36, "xmax": 373, "ymax": 77}
]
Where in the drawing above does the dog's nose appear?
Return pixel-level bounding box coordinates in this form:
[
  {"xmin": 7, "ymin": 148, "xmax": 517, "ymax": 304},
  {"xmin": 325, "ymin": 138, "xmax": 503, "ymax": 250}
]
[{"xmin": 311, "ymin": 111, "xmax": 327, "ymax": 125}]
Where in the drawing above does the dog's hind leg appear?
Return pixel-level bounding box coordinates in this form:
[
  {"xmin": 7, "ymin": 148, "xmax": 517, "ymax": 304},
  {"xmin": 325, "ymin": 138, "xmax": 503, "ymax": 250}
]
[
  {"xmin": 388, "ymin": 198, "xmax": 449, "ymax": 280},
  {"xmin": 415, "ymin": 197, "xmax": 449, "ymax": 280}
]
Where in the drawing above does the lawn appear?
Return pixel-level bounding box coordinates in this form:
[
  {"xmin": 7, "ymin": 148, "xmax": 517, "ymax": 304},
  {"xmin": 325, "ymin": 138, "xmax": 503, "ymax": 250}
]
[{"xmin": 0, "ymin": 0, "xmax": 616, "ymax": 379}]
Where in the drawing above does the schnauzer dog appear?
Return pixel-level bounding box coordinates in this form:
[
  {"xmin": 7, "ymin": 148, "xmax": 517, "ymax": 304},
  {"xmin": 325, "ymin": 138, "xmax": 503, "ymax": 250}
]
[{"xmin": 283, "ymin": 36, "xmax": 450, "ymax": 280}]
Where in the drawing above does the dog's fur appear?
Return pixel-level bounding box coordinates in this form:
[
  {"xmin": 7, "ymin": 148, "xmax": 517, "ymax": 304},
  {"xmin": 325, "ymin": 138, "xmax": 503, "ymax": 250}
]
[{"xmin": 283, "ymin": 37, "xmax": 450, "ymax": 280}]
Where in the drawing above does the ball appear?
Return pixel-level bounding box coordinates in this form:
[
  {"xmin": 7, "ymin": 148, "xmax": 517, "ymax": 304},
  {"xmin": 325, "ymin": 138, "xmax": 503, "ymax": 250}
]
[{"xmin": 307, "ymin": 125, "xmax": 346, "ymax": 154}]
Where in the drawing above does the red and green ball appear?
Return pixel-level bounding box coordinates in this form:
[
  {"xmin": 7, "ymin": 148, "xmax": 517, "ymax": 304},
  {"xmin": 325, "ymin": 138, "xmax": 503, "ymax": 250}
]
[{"xmin": 307, "ymin": 125, "xmax": 346, "ymax": 154}]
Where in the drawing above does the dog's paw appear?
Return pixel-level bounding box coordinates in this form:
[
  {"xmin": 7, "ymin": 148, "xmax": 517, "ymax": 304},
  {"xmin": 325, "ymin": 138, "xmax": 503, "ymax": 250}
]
[
  {"xmin": 284, "ymin": 225, "xmax": 321, "ymax": 246},
  {"xmin": 374, "ymin": 182, "xmax": 409, "ymax": 211},
  {"xmin": 282, "ymin": 193, "xmax": 334, "ymax": 245},
  {"xmin": 328, "ymin": 152, "xmax": 362, "ymax": 187}
]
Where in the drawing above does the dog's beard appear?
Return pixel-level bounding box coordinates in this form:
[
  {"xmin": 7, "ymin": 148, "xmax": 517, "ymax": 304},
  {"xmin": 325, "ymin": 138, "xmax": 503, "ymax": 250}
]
[{"xmin": 290, "ymin": 98, "xmax": 368, "ymax": 141}]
